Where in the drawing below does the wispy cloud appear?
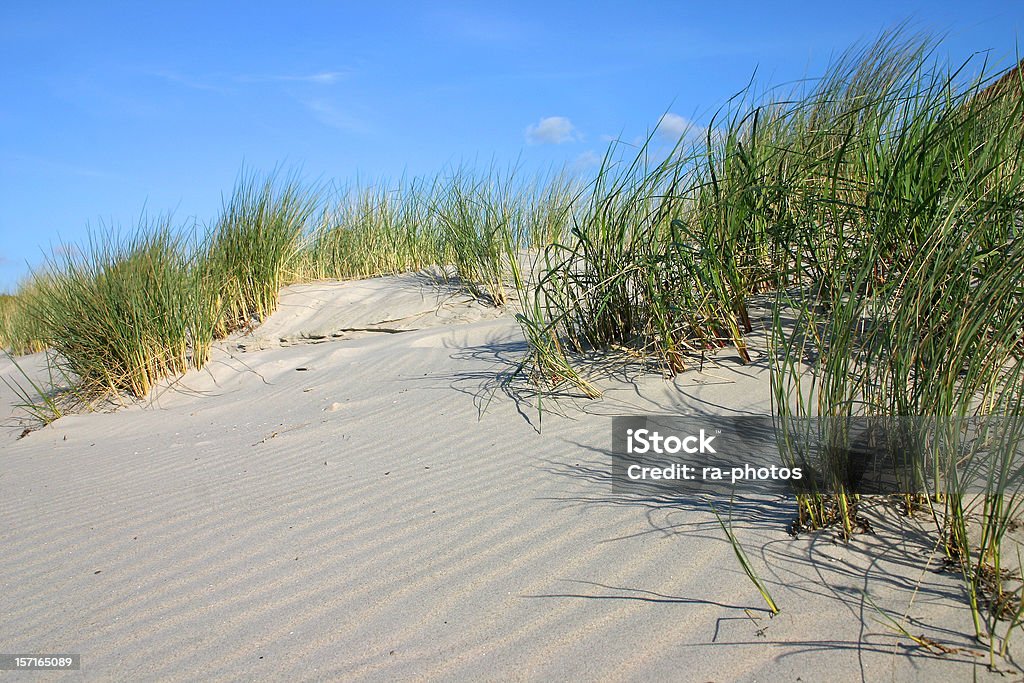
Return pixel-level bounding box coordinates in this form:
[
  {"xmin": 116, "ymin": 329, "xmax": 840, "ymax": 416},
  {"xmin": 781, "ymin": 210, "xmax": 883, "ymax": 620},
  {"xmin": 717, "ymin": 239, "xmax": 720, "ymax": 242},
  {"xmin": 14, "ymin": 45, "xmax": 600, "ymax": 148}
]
[
  {"xmin": 297, "ymin": 71, "xmax": 350, "ymax": 84},
  {"xmin": 525, "ymin": 116, "xmax": 579, "ymax": 145},
  {"xmin": 572, "ymin": 150, "xmax": 603, "ymax": 169},
  {"xmin": 51, "ymin": 243, "xmax": 80, "ymax": 261},
  {"xmin": 5, "ymin": 154, "xmax": 125, "ymax": 182},
  {"xmin": 145, "ymin": 68, "xmax": 353, "ymax": 90},
  {"xmin": 146, "ymin": 69, "xmax": 225, "ymax": 92},
  {"xmin": 236, "ymin": 70, "xmax": 354, "ymax": 85},
  {"xmin": 432, "ymin": 8, "xmax": 531, "ymax": 46},
  {"xmin": 304, "ymin": 99, "xmax": 368, "ymax": 133}
]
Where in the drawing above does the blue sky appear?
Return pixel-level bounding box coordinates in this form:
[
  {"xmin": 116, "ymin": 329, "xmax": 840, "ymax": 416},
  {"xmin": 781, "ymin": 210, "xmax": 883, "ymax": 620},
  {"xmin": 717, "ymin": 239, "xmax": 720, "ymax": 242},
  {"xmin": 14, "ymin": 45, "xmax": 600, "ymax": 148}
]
[{"xmin": 0, "ymin": 1, "xmax": 1020, "ymax": 291}]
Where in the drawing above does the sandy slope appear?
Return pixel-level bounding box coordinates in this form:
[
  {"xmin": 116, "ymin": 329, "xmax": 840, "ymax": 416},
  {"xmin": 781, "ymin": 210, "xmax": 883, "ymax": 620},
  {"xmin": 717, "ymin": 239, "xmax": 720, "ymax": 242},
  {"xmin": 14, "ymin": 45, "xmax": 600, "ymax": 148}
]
[{"xmin": 0, "ymin": 273, "xmax": 1014, "ymax": 681}]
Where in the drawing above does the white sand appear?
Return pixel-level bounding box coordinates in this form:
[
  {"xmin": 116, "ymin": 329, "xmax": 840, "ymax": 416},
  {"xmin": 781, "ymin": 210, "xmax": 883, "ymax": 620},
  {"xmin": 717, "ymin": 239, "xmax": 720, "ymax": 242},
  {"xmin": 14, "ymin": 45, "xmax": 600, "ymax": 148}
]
[{"xmin": 0, "ymin": 273, "xmax": 1013, "ymax": 680}]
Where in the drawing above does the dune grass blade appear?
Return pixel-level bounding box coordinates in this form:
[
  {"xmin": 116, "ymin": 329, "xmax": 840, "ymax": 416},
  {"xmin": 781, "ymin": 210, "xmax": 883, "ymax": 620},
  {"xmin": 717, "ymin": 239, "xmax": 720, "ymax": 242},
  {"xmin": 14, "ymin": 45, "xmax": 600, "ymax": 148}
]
[
  {"xmin": 711, "ymin": 503, "xmax": 780, "ymax": 615},
  {"xmin": 1, "ymin": 351, "xmax": 72, "ymax": 426}
]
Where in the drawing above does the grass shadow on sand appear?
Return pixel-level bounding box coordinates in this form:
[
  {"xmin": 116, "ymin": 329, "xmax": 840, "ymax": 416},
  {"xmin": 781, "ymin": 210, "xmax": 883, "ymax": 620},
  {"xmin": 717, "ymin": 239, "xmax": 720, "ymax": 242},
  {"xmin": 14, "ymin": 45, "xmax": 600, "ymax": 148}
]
[{"xmin": 530, "ymin": 437, "xmax": 1002, "ymax": 676}]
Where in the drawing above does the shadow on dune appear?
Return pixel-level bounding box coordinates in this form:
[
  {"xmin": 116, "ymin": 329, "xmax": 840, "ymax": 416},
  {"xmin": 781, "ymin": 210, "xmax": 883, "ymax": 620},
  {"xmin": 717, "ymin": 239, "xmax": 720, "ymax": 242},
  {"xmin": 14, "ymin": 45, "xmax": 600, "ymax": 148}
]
[
  {"xmin": 528, "ymin": 437, "xmax": 994, "ymax": 677},
  {"xmin": 521, "ymin": 578, "xmax": 761, "ymax": 611},
  {"xmin": 433, "ymin": 327, "xmax": 779, "ymax": 432}
]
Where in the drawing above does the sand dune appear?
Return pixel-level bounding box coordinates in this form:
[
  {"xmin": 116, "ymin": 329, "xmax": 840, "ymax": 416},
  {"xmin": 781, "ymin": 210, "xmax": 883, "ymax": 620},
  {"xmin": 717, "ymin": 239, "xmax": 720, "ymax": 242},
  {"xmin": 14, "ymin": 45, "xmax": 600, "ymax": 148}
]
[{"xmin": 0, "ymin": 273, "xmax": 1012, "ymax": 680}]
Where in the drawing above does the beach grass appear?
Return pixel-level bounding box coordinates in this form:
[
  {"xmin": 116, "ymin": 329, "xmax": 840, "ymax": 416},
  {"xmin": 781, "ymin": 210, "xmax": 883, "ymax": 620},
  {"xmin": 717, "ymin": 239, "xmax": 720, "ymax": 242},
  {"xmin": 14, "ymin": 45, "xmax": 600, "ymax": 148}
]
[
  {"xmin": 26, "ymin": 218, "xmax": 200, "ymax": 398},
  {"xmin": 203, "ymin": 170, "xmax": 321, "ymax": 338},
  {"xmin": 0, "ymin": 296, "xmax": 12, "ymax": 350},
  {"xmin": 432, "ymin": 167, "xmax": 523, "ymax": 306},
  {"xmin": 6, "ymin": 25, "xmax": 1024, "ymax": 661},
  {"xmin": 503, "ymin": 28, "xmax": 1024, "ymax": 652},
  {"xmin": 305, "ymin": 176, "xmax": 443, "ymax": 281},
  {"xmin": 0, "ymin": 285, "xmax": 48, "ymax": 356},
  {"xmin": 712, "ymin": 503, "xmax": 780, "ymax": 615}
]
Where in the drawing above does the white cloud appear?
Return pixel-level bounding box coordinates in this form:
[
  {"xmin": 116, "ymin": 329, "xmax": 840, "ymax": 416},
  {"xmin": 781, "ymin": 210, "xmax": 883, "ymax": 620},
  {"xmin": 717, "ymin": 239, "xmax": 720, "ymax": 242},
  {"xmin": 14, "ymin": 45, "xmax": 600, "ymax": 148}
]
[
  {"xmin": 657, "ymin": 113, "xmax": 698, "ymax": 139},
  {"xmin": 525, "ymin": 116, "xmax": 579, "ymax": 145}
]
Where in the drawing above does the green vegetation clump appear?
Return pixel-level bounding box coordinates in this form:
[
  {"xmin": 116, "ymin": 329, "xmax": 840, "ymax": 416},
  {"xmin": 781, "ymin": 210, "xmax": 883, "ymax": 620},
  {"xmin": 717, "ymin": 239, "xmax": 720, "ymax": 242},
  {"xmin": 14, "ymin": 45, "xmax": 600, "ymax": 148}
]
[
  {"xmin": 509, "ymin": 30, "xmax": 1024, "ymax": 657},
  {"xmin": 0, "ymin": 295, "xmax": 16, "ymax": 351},
  {"xmin": 5, "ymin": 166, "xmax": 573, "ymax": 400},
  {"xmin": 203, "ymin": 171, "xmax": 321, "ymax": 338},
  {"xmin": 307, "ymin": 178, "xmax": 442, "ymax": 280},
  {"xmin": 28, "ymin": 221, "xmax": 200, "ymax": 397},
  {"xmin": 0, "ymin": 288, "xmax": 47, "ymax": 356}
]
